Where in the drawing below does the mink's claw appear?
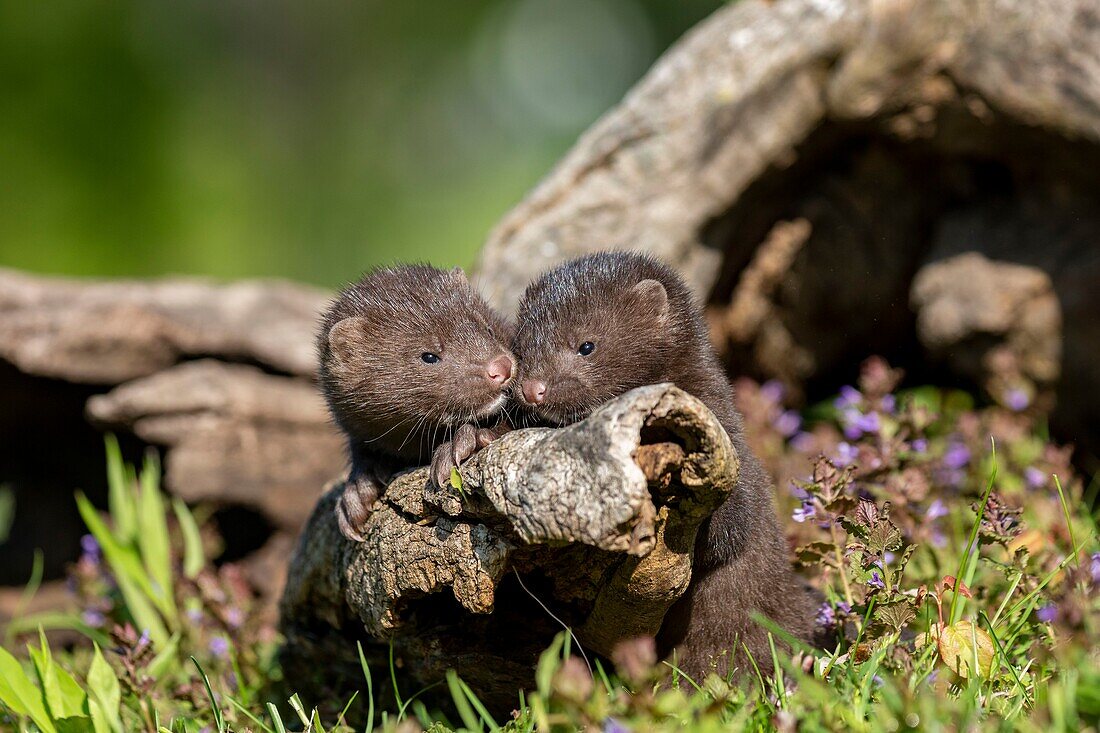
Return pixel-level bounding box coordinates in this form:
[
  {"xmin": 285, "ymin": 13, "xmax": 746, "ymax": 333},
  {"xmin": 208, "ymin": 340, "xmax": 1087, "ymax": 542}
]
[{"xmin": 336, "ymin": 472, "xmax": 380, "ymax": 542}]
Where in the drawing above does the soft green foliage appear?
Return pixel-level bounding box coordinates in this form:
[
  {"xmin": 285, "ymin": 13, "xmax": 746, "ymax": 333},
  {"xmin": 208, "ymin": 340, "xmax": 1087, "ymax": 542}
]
[{"xmin": 2, "ymin": 367, "xmax": 1099, "ymax": 732}]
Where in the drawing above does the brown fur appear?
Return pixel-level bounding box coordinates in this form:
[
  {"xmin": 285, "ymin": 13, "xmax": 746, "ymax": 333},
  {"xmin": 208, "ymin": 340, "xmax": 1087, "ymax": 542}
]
[
  {"xmin": 512, "ymin": 251, "xmax": 815, "ymax": 680},
  {"xmin": 318, "ymin": 265, "xmax": 514, "ymax": 540}
]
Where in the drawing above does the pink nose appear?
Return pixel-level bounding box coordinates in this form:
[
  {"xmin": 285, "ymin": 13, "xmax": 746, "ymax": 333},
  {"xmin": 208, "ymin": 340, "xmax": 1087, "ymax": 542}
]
[
  {"xmin": 486, "ymin": 355, "xmax": 513, "ymax": 386},
  {"xmin": 522, "ymin": 379, "xmax": 547, "ymax": 405}
]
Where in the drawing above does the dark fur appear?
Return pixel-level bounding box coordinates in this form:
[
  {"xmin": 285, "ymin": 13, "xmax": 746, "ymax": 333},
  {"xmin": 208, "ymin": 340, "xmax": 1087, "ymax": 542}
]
[
  {"xmin": 318, "ymin": 265, "xmax": 514, "ymax": 539},
  {"xmin": 512, "ymin": 251, "xmax": 815, "ymax": 679}
]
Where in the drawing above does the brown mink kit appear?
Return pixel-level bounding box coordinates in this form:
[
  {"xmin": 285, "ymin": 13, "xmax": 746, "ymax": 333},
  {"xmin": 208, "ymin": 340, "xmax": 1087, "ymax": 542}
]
[
  {"xmin": 511, "ymin": 251, "xmax": 815, "ymax": 679},
  {"xmin": 318, "ymin": 265, "xmax": 515, "ymax": 541}
]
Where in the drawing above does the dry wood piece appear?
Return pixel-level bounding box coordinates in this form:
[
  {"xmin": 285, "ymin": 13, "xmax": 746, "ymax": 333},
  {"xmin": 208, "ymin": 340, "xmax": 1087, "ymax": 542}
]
[
  {"xmin": 475, "ymin": 0, "xmax": 1100, "ymax": 458},
  {"xmin": 279, "ymin": 384, "xmax": 738, "ymax": 712}
]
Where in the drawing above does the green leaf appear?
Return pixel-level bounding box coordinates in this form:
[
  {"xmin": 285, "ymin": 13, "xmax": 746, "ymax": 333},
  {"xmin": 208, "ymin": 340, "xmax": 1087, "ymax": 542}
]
[
  {"xmin": 30, "ymin": 629, "xmax": 87, "ymax": 721},
  {"xmin": 104, "ymin": 435, "xmax": 136, "ymax": 544},
  {"xmin": 172, "ymin": 498, "xmax": 205, "ymax": 579},
  {"xmin": 86, "ymin": 644, "xmax": 122, "ymax": 733},
  {"xmin": 450, "ymin": 467, "xmax": 463, "ymax": 490},
  {"xmin": 76, "ymin": 492, "xmax": 170, "ymax": 646},
  {"xmin": 0, "ymin": 644, "xmax": 57, "ymax": 733},
  {"xmin": 147, "ymin": 634, "xmax": 181, "ymax": 682},
  {"xmin": 933, "ymin": 621, "xmax": 995, "ymax": 679},
  {"xmin": 535, "ymin": 632, "xmax": 565, "ymax": 699},
  {"xmin": 446, "ymin": 670, "xmax": 482, "ymax": 733},
  {"xmin": 137, "ymin": 451, "xmax": 177, "ymax": 623},
  {"xmin": 191, "ymin": 656, "xmax": 226, "ymax": 733}
]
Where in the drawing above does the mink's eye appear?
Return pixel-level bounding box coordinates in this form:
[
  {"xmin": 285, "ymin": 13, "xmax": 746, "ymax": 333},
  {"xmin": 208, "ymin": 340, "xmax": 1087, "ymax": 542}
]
[
  {"xmin": 577, "ymin": 341, "xmax": 595, "ymax": 356},
  {"xmin": 421, "ymin": 352, "xmax": 441, "ymax": 364}
]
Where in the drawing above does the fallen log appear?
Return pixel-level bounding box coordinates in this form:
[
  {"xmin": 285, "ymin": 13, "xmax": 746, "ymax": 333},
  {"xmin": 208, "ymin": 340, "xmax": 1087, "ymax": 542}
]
[{"xmin": 278, "ymin": 384, "xmax": 737, "ymax": 712}]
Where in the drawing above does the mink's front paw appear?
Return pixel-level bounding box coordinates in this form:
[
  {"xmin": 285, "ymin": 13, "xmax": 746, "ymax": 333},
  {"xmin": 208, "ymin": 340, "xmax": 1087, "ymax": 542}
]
[
  {"xmin": 430, "ymin": 423, "xmax": 481, "ymax": 489},
  {"xmin": 336, "ymin": 473, "xmax": 380, "ymax": 542}
]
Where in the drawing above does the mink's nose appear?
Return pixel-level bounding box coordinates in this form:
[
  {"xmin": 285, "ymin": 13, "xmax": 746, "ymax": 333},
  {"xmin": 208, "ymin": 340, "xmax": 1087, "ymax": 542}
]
[
  {"xmin": 522, "ymin": 379, "xmax": 547, "ymax": 405},
  {"xmin": 486, "ymin": 354, "xmax": 514, "ymax": 386}
]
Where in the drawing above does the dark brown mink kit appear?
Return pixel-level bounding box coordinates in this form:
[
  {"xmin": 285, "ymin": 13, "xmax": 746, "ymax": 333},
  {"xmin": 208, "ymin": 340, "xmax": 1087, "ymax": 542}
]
[
  {"xmin": 511, "ymin": 251, "xmax": 816, "ymax": 680},
  {"xmin": 318, "ymin": 265, "xmax": 515, "ymax": 541}
]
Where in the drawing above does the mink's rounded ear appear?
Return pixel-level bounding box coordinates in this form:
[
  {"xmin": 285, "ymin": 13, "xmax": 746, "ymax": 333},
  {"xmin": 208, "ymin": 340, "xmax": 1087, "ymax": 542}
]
[
  {"xmin": 448, "ymin": 266, "xmax": 470, "ymax": 287},
  {"xmin": 328, "ymin": 317, "xmax": 366, "ymax": 366},
  {"xmin": 631, "ymin": 279, "xmax": 668, "ymax": 320}
]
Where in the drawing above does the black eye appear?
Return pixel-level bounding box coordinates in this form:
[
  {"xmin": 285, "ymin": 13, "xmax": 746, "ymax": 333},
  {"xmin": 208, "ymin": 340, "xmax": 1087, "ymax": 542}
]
[
  {"xmin": 577, "ymin": 342, "xmax": 595, "ymax": 356},
  {"xmin": 421, "ymin": 352, "xmax": 441, "ymax": 364}
]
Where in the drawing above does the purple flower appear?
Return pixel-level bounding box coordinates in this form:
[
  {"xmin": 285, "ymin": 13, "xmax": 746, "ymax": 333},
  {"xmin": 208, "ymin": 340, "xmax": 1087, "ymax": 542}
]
[
  {"xmin": 835, "ymin": 385, "xmax": 862, "ymax": 410},
  {"xmin": 925, "ymin": 499, "xmax": 949, "ymax": 521},
  {"xmin": 1005, "ymin": 388, "xmax": 1030, "ymax": 412},
  {"xmin": 225, "ymin": 607, "xmax": 244, "ymax": 629},
  {"xmin": 790, "ymin": 431, "xmax": 815, "ymax": 453},
  {"xmin": 603, "ymin": 718, "xmax": 631, "ymax": 733},
  {"xmin": 881, "ymin": 394, "xmax": 896, "ymax": 414},
  {"xmin": 910, "ymin": 438, "xmax": 928, "ymax": 454},
  {"xmin": 1090, "ymin": 552, "xmax": 1100, "ymax": 586},
  {"xmin": 208, "ymin": 636, "xmax": 230, "ymax": 659},
  {"xmin": 930, "ymin": 526, "xmax": 947, "ymax": 548},
  {"xmin": 815, "ymin": 603, "xmax": 835, "ymax": 627},
  {"xmin": 1024, "ymin": 467, "xmax": 1046, "ymax": 489},
  {"xmin": 137, "ymin": 629, "xmax": 151, "ymax": 647},
  {"xmin": 82, "ymin": 610, "xmax": 106, "ymax": 628},
  {"xmin": 854, "ymin": 411, "xmax": 880, "ymax": 434},
  {"xmin": 760, "ymin": 380, "xmax": 786, "ymax": 404},
  {"xmin": 792, "ymin": 502, "xmax": 816, "ymax": 523},
  {"xmin": 774, "ymin": 410, "xmax": 802, "ymax": 437},
  {"xmin": 837, "ymin": 601, "xmax": 851, "ymax": 614},
  {"xmin": 834, "ymin": 442, "xmax": 858, "ymax": 467},
  {"xmin": 868, "ymin": 571, "xmax": 885, "ymax": 590},
  {"xmin": 186, "ymin": 608, "xmax": 204, "ymax": 624},
  {"xmin": 1036, "ymin": 605, "xmax": 1058, "ymax": 623},
  {"xmin": 80, "ymin": 535, "xmax": 101, "ymax": 564},
  {"xmin": 943, "ymin": 441, "xmax": 971, "ymax": 470},
  {"xmin": 883, "ymin": 551, "xmax": 896, "ymax": 565}
]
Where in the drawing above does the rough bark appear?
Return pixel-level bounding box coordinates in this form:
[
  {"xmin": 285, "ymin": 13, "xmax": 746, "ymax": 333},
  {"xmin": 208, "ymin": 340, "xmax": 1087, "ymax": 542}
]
[
  {"xmin": 474, "ymin": 0, "xmax": 1100, "ymax": 462},
  {"xmin": 279, "ymin": 384, "xmax": 738, "ymax": 711}
]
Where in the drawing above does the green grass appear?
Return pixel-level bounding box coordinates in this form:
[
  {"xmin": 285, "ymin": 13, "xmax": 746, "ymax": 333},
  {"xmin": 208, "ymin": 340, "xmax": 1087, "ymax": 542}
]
[{"xmin": 1, "ymin": 366, "xmax": 1099, "ymax": 731}]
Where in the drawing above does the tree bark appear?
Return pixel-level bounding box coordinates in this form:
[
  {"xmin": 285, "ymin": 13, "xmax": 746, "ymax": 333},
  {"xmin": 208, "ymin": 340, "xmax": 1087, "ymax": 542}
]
[{"xmin": 278, "ymin": 384, "xmax": 737, "ymax": 711}]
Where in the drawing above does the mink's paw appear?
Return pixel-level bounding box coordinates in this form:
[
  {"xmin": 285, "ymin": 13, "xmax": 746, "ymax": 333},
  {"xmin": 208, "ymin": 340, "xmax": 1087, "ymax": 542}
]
[
  {"xmin": 430, "ymin": 423, "xmax": 480, "ymax": 489},
  {"xmin": 336, "ymin": 473, "xmax": 380, "ymax": 542}
]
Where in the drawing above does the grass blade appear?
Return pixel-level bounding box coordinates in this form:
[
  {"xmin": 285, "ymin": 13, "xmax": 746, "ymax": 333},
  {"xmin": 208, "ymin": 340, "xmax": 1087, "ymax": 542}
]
[{"xmin": 190, "ymin": 656, "xmax": 226, "ymax": 733}]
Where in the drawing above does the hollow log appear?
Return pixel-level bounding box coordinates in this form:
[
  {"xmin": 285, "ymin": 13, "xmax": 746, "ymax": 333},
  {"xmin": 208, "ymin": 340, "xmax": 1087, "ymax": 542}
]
[
  {"xmin": 475, "ymin": 0, "xmax": 1100, "ymax": 465},
  {"xmin": 278, "ymin": 384, "xmax": 737, "ymax": 712}
]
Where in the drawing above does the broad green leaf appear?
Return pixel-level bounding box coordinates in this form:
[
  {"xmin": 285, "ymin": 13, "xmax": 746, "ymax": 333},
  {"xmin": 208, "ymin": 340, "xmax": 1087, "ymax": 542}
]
[
  {"xmin": 0, "ymin": 644, "xmax": 57, "ymax": 733},
  {"xmin": 31, "ymin": 629, "xmax": 87, "ymax": 721},
  {"xmin": 86, "ymin": 644, "xmax": 122, "ymax": 733},
  {"xmin": 54, "ymin": 716, "xmax": 95, "ymax": 733},
  {"xmin": 104, "ymin": 435, "xmax": 136, "ymax": 543},
  {"xmin": 449, "ymin": 467, "xmax": 463, "ymax": 490},
  {"xmin": 137, "ymin": 452, "xmax": 177, "ymax": 622},
  {"xmin": 172, "ymin": 498, "xmax": 205, "ymax": 579}
]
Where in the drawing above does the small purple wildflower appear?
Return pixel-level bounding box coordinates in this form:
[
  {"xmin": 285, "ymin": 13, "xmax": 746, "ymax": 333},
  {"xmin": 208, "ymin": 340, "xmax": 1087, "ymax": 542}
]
[
  {"xmin": 208, "ymin": 636, "xmax": 230, "ymax": 659},
  {"xmin": 1005, "ymin": 388, "xmax": 1030, "ymax": 412},
  {"xmin": 943, "ymin": 441, "xmax": 971, "ymax": 470},
  {"xmin": 82, "ymin": 610, "xmax": 106, "ymax": 628},
  {"xmin": 137, "ymin": 629, "xmax": 151, "ymax": 647},
  {"xmin": 911, "ymin": 438, "xmax": 928, "ymax": 454},
  {"xmin": 225, "ymin": 607, "xmax": 245, "ymax": 629},
  {"xmin": 1090, "ymin": 552, "xmax": 1100, "ymax": 585},
  {"xmin": 881, "ymin": 394, "xmax": 896, "ymax": 414},
  {"xmin": 790, "ymin": 431, "xmax": 815, "ymax": 452},
  {"xmin": 834, "ymin": 442, "xmax": 858, "ymax": 467},
  {"xmin": 883, "ymin": 551, "xmax": 896, "ymax": 565},
  {"xmin": 930, "ymin": 526, "xmax": 947, "ymax": 548},
  {"xmin": 835, "ymin": 385, "xmax": 862, "ymax": 410},
  {"xmin": 868, "ymin": 571, "xmax": 885, "ymax": 590},
  {"xmin": 925, "ymin": 499, "xmax": 949, "ymax": 521},
  {"xmin": 837, "ymin": 601, "xmax": 851, "ymax": 614},
  {"xmin": 1024, "ymin": 467, "xmax": 1046, "ymax": 489},
  {"xmin": 603, "ymin": 717, "xmax": 631, "ymax": 733},
  {"xmin": 792, "ymin": 501, "xmax": 816, "ymax": 523},
  {"xmin": 815, "ymin": 603, "xmax": 835, "ymax": 627},
  {"xmin": 854, "ymin": 411, "xmax": 880, "ymax": 434},
  {"xmin": 80, "ymin": 535, "xmax": 101, "ymax": 563},
  {"xmin": 774, "ymin": 410, "xmax": 802, "ymax": 437},
  {"xmin": 760, "ymin": 380, "xmax": 786, "ymax": 404},
  {"xmin": 1036, "ymin": 605, "xmax": 1058, "ymax": 624}
]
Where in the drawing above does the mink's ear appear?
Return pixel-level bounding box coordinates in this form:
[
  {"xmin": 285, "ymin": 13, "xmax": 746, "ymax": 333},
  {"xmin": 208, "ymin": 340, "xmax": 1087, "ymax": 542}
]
[
  {"xmin": 328, "ymin": 317, "xmax": 367, "ymax": 366},
  {"xmin": 631, "ymin": 279, "xmax": 668, "ymax": 320},
  {"xmin": 448, "ymin": 266, "xmax": 470, "ymax": 287}
]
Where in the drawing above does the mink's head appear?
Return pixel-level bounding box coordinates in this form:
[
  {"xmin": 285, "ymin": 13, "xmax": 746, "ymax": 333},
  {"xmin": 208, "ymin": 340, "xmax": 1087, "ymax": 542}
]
[
  {"xmin": 512, "ymin": 252, "xmax": 698, "ymax": 426},
  {"xmin": 319, "ymin": 265, "xmax": 515, "ymax": 455}
]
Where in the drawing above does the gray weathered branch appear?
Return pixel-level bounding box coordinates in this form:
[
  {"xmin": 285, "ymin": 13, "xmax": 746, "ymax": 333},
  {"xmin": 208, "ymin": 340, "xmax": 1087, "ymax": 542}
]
[{"xmin": 279, "ymin": 384, "xmax": 737, "ymax": 710}]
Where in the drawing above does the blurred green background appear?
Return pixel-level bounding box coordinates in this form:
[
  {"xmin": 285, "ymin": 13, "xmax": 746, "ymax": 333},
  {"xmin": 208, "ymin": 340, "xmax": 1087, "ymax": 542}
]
[{"xmin": 0, "ymin": 0, "xmax": 721, "ymax": 288}]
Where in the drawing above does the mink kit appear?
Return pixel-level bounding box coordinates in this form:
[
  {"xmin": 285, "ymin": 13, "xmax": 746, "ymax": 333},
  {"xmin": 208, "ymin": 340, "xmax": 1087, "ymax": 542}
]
[
  {"xmin": 510, "ymin": 251, "xmax": 816, "ymax": 678},
  {"xmin": 318, "ymin": 264, "xmax": 515, "ymax": 541}
]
